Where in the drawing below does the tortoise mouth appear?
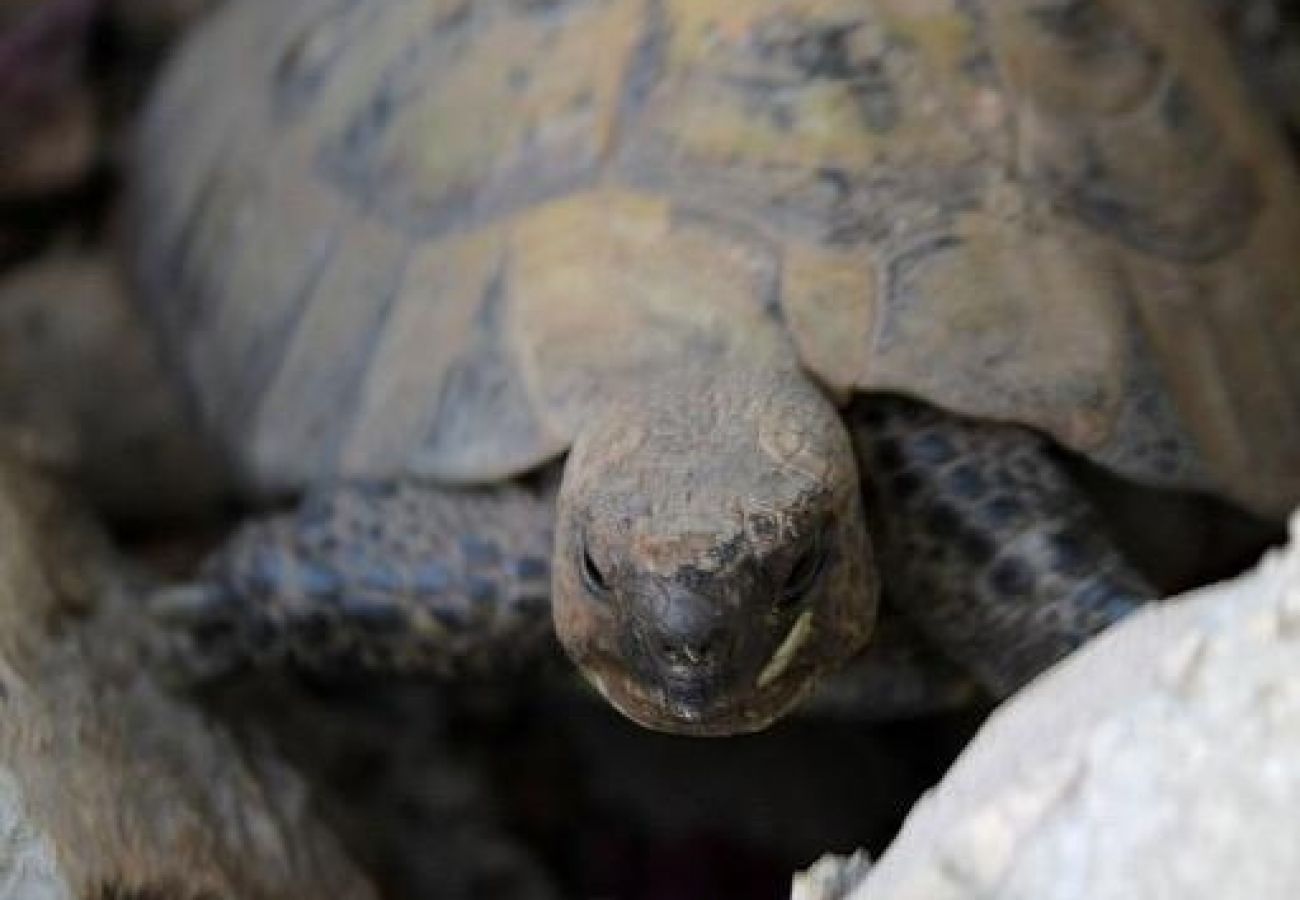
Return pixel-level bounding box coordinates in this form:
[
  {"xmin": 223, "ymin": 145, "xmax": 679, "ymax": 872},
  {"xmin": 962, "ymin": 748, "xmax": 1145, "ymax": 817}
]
[{"xmin": 578, "ymin": 655, "xmax": 822, "ymax": 736}]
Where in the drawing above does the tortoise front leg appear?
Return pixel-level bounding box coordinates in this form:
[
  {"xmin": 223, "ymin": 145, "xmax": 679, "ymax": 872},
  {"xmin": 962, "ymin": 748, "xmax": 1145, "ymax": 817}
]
[
  {"xmin": 849, "ymin": 396, "xmax": 1157, "ymax": 696},
  {"xmin": 152, "ymin": 480, "xmax": 558, "ymax": 680}
]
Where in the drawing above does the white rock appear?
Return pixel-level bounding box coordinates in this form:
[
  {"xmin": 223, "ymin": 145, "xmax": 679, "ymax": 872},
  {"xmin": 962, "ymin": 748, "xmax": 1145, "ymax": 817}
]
[{"xmin": 795, "ymin": 511, "xmax": 1300, "ymax": 900}]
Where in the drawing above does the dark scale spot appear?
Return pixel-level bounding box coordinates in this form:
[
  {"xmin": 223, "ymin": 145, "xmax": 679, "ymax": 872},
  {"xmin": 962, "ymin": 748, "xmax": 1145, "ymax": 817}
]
[
  {"xmin": 1047, "ymin": 527, "xmax": 1094, "ymax": 577},
  {"xmin": 384, "ymin": 536, "xmax": 418, "ymax": 562},
  {"xmin": 957, "ymin": 530, "xmax": 995, "ymax": 566},
  {"xmin": 983, "ymin": 495, "xmax": 1025, "ymax": 528},
  {"xmin": 508, "ymin": 556, "xmax": 550, "ymax": 580},
  {"xmin": 945, "ymin": 464, "xmax": 987, "ymax": 501},
  {"xmin": 909, "ymin": 431, "xmax": 961, "ymax": 468},
  {"xmin": 460, "ymin": 536, "xmax": 501, "ymax": 567},
  {"xmin": 411, "ymin": 562, "xmax": 451, "ymax": 594},
  {"xmin": 890, "ymin": 471, "xmax": 922, "ymax": 502},
  {"xmin": 872, "ymin": 438, "xmax": 903, "ymax": 473},
  {"xmin": 992, "ymin": 469, "xmax": 1021, "ymax": 492},
  {"xmin": 923, "ymin": 502, "xmax": 960, "ymax": 540},
  {"xmin": 988, "ymin": 557, "xmax": 1034, "ymax": 597},
  {"xmin": 466, "ymin": 576, "xmax": 499, "ymax": 604},
  {"xmin": 338, "ymin": 595, "xmax": 407, "ymax": 631}
]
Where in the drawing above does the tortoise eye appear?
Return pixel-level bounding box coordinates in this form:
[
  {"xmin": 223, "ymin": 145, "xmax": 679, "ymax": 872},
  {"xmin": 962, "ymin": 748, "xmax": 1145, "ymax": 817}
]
[
  {"xmin": 780, "ymin": 531, "xmax": 827, "ymax": 608},
  {"xmin": 580, "ymin": 540, "xmax": 611, "ymax": 598}
]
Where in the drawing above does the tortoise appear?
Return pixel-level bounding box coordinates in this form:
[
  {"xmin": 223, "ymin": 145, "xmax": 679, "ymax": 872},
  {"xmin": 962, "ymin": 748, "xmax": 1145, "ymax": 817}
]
[{"xmin": 129, "ymin": 0, "xmax": 1300, "ymax": 735}]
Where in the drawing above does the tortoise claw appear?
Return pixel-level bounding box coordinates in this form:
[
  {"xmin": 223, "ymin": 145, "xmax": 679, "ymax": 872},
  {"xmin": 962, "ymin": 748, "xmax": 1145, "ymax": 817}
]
[
  {"xmin": 147, "ymin": 581, "xmax": 258, "ymax": 684},
  {"xmin": 148, "ymin": 582, "xmax": 231, "ymax": 624}
]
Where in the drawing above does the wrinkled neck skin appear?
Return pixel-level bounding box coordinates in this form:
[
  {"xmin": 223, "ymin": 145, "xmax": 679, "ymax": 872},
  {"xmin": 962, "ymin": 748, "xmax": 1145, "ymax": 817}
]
[{"xmin": 552, "ymin": 359, "xmax": 878, "ymax": 735}]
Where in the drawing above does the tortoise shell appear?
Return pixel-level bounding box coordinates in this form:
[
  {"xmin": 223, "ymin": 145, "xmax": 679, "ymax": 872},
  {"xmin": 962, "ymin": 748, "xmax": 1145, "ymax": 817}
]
[{"xmin": 133, "ymin": 0, "xmax": 1300, "ymax": 517}]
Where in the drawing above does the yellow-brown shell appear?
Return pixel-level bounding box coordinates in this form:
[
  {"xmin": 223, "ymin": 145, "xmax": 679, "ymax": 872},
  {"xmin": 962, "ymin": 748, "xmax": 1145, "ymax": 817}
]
[{"xmin": 133, "ymin": 0, "xmax": 1300, "ymax": 516}]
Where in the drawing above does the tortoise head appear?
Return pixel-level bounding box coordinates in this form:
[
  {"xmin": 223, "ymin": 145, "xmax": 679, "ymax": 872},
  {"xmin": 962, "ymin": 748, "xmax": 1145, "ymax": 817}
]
[{"xmin": 552, "ymin": 365, "xmax": 877, "ymax": 735}]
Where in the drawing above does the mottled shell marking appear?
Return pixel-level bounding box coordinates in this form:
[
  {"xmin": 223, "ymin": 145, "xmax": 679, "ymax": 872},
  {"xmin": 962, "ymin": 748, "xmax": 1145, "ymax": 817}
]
[{"xmin": 133, "ymin": 0, "xmax": 1300, "ymax": 515}]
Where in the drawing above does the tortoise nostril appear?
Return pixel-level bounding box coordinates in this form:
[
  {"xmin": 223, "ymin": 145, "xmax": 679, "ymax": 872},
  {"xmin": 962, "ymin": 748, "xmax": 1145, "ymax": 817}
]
[
  {"xmin": 660, "ymin": 639, "xmax": 714, "ymax": 668},
  {"xmin": 647, "ymin": 587, "xmax": 727, "ymax": 672}
]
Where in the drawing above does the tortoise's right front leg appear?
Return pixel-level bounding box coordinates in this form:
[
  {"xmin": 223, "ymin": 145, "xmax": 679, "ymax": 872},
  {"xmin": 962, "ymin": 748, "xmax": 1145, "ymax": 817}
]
[{"xmin": 152, "ymin": 481, "xmax": 558, "ymax": 681}]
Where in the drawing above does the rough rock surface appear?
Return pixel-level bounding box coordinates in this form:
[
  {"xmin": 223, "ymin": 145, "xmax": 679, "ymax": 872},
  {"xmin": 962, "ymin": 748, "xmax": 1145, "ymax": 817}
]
[
  {"xmin": 0, "ymin": 459, "xmax": 377, "ymax": 899},
  {"xmin": 795, "ymin": 510, "xmax": 1300, "ymax": 900},
  {"xmin": 0, "ymin": 253, "xmax": 229, "ymax": 521}
]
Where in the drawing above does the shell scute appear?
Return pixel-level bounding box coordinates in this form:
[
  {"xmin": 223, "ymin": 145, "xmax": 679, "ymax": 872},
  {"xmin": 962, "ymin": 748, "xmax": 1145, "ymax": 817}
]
[{"xmin": 133, "ymin": 0, "xmax": 1300, "ymax": 514}]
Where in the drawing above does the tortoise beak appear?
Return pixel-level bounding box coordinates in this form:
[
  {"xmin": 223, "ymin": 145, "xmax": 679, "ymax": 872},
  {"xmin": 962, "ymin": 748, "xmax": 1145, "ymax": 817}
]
[
  {"xmin": 578, "ymin": 628, "xmax": 824, "ymax": 737},
  {"xmin": 593, "ymin": 671, "xmax": 821, "ymax": 736}
]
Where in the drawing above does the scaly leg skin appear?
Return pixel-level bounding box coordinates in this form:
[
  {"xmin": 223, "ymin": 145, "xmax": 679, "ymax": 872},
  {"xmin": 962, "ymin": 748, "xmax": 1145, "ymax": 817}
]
[
  {"xmin": 152, "ymin": 480, "xmax": 559, "ymax": 681},
  {"xmin": 848, "ymin": 396, "xmax": 1158, "ymax": 697},
  {"xmin": 157, "ymin": 476, "xmax": 976, "ymax": 719}
]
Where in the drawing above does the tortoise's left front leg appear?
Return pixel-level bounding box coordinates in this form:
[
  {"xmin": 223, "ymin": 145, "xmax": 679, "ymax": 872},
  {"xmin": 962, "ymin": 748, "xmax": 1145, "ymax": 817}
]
[
  {"xmin": 849, "ymin": 396, "xmax": 1159, "ymax": 696},
  {"xmin": 152, "ymin": 480, "xmax": 558, "ymax": 681}
]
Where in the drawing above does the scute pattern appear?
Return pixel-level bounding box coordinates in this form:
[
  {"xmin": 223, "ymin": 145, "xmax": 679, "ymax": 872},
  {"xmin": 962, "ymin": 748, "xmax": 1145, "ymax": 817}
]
[
  {"xmin": 995, "ymin": 0, "xmax": 1263, "ymax": 262},
  {"xmin": 313, "ymin": 0, "xmax": 639, "ymax": 239},
  {"xmin": 133, "ymin": 0, "xmax": 1300, "ymax": 515}
]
